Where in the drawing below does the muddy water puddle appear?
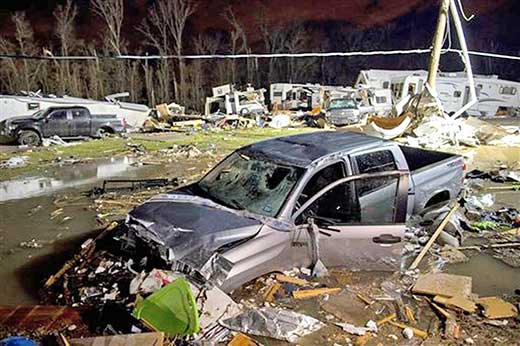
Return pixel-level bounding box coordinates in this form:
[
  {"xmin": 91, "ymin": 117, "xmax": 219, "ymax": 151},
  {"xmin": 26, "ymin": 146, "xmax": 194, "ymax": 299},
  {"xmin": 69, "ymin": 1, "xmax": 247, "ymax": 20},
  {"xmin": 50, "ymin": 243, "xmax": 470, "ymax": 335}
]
[
  {"xmin": 0, "ymin": 156, "xmax": 205, "ymax": 304},
  {"xmin": 0, "ymin": 156, "xmax": 138, "ymax": 202},
  {"xmin": 447, "ymin": 254, "xmax": 520, "ymax": 296}
]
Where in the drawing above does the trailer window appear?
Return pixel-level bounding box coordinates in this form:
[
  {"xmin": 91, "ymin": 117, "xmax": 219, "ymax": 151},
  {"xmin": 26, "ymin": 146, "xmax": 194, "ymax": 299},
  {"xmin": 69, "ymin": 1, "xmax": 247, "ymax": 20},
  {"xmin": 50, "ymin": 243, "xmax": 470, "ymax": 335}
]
[
  {"xmin": 500, "ymin": 86, "xmax": 517, "ymax": 95},
  {"xmin": 376, "ymin": 96, "xmax": 387, "ymax": 104},
  {"xmin": 454, "ymin": 91, "xmax": 462, "ymax": 98}
]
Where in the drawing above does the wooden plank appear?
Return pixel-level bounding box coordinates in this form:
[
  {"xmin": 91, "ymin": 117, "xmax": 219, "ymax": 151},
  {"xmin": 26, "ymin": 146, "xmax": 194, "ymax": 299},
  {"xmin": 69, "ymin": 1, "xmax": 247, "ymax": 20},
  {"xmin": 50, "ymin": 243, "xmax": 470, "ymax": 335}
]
[
  {"xmin": 293, "ymin": 287, "xmax": 341, "ymax": 299},
  {"xmin": 409, "ymin": 204, "xmax": 458, "ymax": 270}
]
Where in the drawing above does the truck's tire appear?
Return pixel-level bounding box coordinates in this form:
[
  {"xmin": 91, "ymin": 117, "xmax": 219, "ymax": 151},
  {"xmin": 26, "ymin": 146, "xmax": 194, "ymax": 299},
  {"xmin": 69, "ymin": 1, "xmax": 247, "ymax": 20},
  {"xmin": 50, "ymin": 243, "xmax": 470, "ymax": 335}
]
[
  {"xmin": 18, "ymin": 130, "xmax": 41, "ymax": 146},
  {"xmin": 95, "ymin": 127, "xmax": 111, "ymax": 138}
]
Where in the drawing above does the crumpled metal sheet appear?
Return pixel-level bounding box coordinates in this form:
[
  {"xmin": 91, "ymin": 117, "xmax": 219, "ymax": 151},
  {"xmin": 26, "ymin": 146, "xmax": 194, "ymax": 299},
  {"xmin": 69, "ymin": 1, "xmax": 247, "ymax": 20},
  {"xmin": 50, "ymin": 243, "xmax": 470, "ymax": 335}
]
[{"xmin": 220, "ymin": 307, "xmax": 324, "ymax": 343}]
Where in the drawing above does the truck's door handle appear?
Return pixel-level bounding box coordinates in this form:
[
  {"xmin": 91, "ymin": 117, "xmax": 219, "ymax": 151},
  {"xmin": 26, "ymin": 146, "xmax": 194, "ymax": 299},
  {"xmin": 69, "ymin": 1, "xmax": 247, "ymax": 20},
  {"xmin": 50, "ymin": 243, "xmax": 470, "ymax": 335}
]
[{"xmin": 372, "ymin": 234, "xmax": 401, "ymax": 244}]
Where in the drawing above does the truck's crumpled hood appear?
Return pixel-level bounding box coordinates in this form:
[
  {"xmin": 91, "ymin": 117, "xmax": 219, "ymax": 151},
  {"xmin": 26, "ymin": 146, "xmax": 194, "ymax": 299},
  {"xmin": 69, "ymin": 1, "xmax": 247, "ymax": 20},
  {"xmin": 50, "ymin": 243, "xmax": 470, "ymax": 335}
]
[
  {"xmin": 6, "ymin": 115, "xmax": 38, "ymax": 124},
  {"xmin": 126, "ymin": 193, "xmax": 265, "ymax": 268}
]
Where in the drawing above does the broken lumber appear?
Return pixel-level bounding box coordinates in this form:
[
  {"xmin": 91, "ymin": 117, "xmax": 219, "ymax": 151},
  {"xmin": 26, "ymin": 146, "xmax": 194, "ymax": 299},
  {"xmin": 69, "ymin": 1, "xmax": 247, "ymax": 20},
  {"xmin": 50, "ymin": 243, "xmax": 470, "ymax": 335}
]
[
  {"xmin": 388, "ymin": 321, "xmax": 428, "ymax": 339},
  {"xmin": 264, "ymin": 283, "xmax": 282, "ymax": 303},
  {"xmin": 376, "ymin": 313, "xmax": 396, "ymax": 326},
  {"xmin": 44, "ymin": 222, "xmax": 119, "ymax": 289},
  {"xmin": 433, "ymin": 295, "xmax": 477, "ymax": 313},
  {"xmin": 409, "ymin": 204, "xmax": 458, "ymax": 270},
  {"xmin": 275, "ymin": 274, "xmax": 309, "ymax": 286},
  {"xmin": 293, "ymin": 287, "xmax": 341, "ymax": 299}
]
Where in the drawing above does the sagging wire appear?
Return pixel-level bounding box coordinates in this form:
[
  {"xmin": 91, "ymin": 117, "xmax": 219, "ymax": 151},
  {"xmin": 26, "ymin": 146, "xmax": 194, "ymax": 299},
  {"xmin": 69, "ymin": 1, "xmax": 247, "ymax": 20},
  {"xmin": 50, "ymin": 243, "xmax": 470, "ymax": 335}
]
[{"xmin": 456, "ymin": 0, "xmax": 475, "ymax": 22}]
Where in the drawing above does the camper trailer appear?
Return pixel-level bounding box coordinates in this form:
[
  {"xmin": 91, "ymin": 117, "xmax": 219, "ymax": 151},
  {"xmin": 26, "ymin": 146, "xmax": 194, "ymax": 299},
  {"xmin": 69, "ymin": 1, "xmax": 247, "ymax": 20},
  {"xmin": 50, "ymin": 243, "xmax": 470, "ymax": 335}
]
[
  {"xmin": 357, "ymin": 70, "xmax": 520, "ymax": 117},
  {"xmin": 205, "ymin": 84, "xmax": 267, "ymax": 117},
  {"xmin": 269, "ymin": 83, "xmax": 322, "ymax": 111},
  {"xmin": 0, "ymin": 92, "xmax": 151, "ymax": 128}
]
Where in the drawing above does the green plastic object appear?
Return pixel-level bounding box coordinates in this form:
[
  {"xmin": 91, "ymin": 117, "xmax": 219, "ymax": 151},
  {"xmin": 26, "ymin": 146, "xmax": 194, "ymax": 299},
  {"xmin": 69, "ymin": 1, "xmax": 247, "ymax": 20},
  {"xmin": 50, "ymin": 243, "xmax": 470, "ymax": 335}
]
[{"xmin": 133, "ymin": 278, "xmax": 200, "ymax": 337}]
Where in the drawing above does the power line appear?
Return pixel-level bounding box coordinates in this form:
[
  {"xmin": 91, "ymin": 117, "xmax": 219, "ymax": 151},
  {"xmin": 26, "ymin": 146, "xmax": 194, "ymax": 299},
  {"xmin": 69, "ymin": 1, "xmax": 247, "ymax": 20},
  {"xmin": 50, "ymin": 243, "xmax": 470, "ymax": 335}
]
[{"xmin": 0, "ymin": 48, "xmax": 517, "ymax": 61}]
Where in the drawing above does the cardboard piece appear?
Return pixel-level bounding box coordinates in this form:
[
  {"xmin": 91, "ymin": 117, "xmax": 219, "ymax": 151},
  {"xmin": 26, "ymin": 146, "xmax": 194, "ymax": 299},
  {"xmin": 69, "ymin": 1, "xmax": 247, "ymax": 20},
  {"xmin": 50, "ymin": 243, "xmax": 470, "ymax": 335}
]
[
  {"xmin": 412, "ymin": 273, "xmax": 472, "ymax": 298},
  {"xmin": 69, "ymin": 332, "xmax": 164, "ymax": 346},
  {"xmin": 477, "ymin": 297, "xmax": 518, "ymax": 319}
]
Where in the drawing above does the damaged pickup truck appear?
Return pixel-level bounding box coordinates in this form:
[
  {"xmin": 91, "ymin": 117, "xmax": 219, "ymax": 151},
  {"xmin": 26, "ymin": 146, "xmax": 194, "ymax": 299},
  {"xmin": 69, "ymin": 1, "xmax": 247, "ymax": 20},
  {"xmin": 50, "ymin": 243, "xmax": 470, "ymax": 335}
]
[{"xmin": 125, "ymin": 131, "xmax": 465, "ymax": 292}]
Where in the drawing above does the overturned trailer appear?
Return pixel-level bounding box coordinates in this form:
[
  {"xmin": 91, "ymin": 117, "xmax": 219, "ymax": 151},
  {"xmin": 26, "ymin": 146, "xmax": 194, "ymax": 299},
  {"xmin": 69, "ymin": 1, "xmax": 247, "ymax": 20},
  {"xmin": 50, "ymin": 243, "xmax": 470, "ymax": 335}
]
[
  {"xmin": 356, "ymin": 69, "xmax": 520, "ymax": 117},
  {"xmin": 0, "ymin": 92, "xmax": 151, "ymax": 128},
  {"xmin": 270, "ymin": 83, "xmax": 322, "ymax": 111},
  {"xmin": 204, "ymin": 84, "xmax": 267, "ymax": 117}
]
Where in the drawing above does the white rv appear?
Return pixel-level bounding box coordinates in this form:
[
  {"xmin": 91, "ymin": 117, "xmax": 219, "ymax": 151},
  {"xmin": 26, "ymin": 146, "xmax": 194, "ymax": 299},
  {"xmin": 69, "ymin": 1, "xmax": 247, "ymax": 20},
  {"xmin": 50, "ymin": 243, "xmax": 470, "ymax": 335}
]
[
  {"xmin": 357, "ymin": 70, "xmax": 520, "ymax": 117},
  {"xmin": 0, "ymin": 92, "xmax": 151, "ymax": 128},
  {"xmin": 205, "ymin": 84, "xmax": 267, "ymax": 117},
  {"xmin": 269, "ymin": 83, "xmax": 322, "ymax": 111}
]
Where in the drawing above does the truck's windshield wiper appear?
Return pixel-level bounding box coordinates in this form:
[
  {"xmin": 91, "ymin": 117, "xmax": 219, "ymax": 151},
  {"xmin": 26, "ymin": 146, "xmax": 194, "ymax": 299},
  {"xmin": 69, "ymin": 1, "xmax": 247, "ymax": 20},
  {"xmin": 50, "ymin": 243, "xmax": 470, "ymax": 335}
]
[{"xmin": 228, "ymin": 199, "xmax": 246, "ymax": 211}]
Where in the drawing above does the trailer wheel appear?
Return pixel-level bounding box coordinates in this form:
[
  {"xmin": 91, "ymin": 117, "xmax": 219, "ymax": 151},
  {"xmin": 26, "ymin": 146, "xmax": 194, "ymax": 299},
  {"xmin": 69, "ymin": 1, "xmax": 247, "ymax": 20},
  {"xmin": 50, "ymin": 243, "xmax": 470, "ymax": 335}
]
[{"xmin": 18, "ymin": 130, "xmax": 41, "ymax": 146}]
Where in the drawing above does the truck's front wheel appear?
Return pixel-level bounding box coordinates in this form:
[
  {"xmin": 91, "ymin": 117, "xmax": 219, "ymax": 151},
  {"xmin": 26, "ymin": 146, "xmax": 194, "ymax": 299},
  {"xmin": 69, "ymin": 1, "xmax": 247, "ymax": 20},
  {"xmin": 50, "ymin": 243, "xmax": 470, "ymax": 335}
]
[{"xmin": 18, "ymin": 130, "xmax": 41, "ymax": 146}]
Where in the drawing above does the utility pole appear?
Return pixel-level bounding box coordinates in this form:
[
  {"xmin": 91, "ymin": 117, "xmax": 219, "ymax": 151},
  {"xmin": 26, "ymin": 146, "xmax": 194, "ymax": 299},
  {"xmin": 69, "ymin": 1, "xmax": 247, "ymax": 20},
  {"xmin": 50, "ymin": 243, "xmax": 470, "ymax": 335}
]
[{"xmin": 427, "ymin": 0, "xmax": 450, "ymax": 89}]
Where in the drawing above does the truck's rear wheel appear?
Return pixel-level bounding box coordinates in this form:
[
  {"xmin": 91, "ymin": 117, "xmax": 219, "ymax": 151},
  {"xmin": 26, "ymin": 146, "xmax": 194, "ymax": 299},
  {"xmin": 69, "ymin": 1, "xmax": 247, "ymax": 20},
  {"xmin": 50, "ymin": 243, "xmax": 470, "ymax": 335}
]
[
  {"xmin": 96, "ymin": 128, "xmax": 110, "ymax": 138},
  {"xmin": 18, "ymin": 130, "xmax": 41, "ymax": 146}
]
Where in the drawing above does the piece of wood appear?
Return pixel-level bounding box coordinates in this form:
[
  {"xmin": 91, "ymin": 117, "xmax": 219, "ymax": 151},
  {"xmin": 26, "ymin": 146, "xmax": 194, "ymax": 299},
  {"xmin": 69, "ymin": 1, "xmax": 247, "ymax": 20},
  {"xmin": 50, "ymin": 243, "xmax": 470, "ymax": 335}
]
[
  {"xmin": 293, "ymin": 287, "xmax": 341, "ymax": 299},
  {"xmin": 264, "ymin": 283, "xmax": 282, "ymax": 303},
  {"xmin": 388, "ymin": 321, "xmax": 428, "ymax": 339},
  {"xmin": 356, "ymin": 293, "xmax": 374, "ymax": 305},
  {"xmin": 434, "ymin": 295, "xmax": 477, "ymax": 313},
  {"xmin": 228, "ymin": 333, "xmax": 258, "ymax": 346},
  {"xmin": 409, "ymin": 204, "xmax": 458, "ymax": 269},
  {"xmin": 429, "ymin": 300, "xmax": 453, "ymax": 320},
  {"xmin": 69, "ymin": 332, "xmax": 164, "ymax": 346},
  {"xmin": 405, "ymin": 306, "xmax": 416, "ymax": 323},
  {"xmin": 376, "ymin": 313, "xmax": 396, "ymax": 326},
  {"xmin": 412, "ymin": 273, "xmax": 472, "ymax": 298},
  {"xmin": 44, "ymin": 222, "xmax": 118, "ymax": 289},
  {"xmin": 275, "ymin": 274, "xmax": 309, "ymax": 286},
  {"xmin": 477, "ymin": 297, "xmax": 518, "ymax": 319}
]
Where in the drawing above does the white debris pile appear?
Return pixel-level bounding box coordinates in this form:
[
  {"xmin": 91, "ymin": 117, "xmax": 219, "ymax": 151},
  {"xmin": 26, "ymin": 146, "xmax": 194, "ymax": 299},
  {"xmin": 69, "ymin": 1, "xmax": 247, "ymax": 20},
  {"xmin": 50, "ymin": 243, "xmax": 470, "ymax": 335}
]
[{"xmin": 407, "ymin": 115, "xmax": 479, "ymax": 148}]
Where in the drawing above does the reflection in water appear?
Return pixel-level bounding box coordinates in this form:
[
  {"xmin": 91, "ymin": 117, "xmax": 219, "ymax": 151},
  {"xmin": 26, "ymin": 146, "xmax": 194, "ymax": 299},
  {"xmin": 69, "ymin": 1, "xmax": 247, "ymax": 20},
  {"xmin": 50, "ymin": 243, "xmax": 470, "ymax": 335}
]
[{"xmin": 0, "ymin": 157, "xmax": 134, "ymax": 202}]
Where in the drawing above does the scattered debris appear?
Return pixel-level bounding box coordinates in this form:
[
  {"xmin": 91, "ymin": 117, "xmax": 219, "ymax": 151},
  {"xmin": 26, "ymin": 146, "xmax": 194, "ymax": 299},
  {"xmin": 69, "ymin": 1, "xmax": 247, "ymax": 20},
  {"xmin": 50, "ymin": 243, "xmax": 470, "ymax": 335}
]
[{"xmin": 220, "ymin": 308, "xmax": 324, "ymax": 343}]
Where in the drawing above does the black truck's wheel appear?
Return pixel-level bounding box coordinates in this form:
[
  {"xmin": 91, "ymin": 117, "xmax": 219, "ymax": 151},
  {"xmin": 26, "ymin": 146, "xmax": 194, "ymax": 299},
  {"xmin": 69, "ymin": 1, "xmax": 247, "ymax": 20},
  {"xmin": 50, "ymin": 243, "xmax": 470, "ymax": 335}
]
[{"xmin": 18, "ymin": 130, "xmax": 42, "ymax": 146}]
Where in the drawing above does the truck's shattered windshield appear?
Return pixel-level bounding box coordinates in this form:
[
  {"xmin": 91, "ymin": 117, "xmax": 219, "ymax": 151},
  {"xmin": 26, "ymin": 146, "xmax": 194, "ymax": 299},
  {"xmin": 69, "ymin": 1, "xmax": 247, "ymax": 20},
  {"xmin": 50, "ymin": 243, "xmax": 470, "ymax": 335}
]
[{"xmin": 197, "ymin": 152, "xmax": 303, "ymax": 217}]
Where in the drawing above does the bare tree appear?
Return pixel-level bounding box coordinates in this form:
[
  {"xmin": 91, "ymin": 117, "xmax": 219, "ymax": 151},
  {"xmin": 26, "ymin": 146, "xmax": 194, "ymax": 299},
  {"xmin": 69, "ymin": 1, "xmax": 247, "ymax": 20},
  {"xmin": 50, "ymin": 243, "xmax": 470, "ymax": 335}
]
[
  {"xmin": 223, "ymin": 6, "xmax": 249, "ymax": 84},
  {"xmin": 140, "ymin": 0, "xmax": 197, "ymax": 104},
  {"xmin": 54, "ymin": 0, "xmax": 78, "ymax": 94},
  {"xmin": 12, "ymin": 12, "xmax": 42, "ymax": 91},
  {"xmin": 91, "ymin": 0, "xmax": 124, "ymax": 55}
]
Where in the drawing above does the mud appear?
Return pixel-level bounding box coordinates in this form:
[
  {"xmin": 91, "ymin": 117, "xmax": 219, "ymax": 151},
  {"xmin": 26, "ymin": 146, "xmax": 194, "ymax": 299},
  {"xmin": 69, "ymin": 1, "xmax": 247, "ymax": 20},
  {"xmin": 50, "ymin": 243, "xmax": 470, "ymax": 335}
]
[{"xmin": 0, "ymin": 153, "xmax": 217, "ymax": 304}]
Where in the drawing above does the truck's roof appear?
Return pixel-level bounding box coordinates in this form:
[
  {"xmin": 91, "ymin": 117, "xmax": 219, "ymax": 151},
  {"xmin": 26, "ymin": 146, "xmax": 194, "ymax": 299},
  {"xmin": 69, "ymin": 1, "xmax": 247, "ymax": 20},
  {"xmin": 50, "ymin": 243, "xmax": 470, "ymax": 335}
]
[{"xmin": 242, "ymin": 131, "xmax": 384, "ymax": 167}]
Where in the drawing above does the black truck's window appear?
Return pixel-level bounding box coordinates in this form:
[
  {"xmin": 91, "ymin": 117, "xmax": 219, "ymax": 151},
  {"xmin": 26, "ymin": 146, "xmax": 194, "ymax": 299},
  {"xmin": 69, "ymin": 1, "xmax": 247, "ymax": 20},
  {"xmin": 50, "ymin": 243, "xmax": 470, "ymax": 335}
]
[
  {"xmin": 297, "ymin": 176, "xmax": 399, "ymax": 225},
  {"xmin": 72, "ymin": 109, "xmax": 88, "ymax": 119},
  {"xmin": 50, "ymin": 110, "xmax": 67, "ymax": 120},
  {"xmin": 355, "ymin": 150, "xmax": 396, "ymax": 196}
]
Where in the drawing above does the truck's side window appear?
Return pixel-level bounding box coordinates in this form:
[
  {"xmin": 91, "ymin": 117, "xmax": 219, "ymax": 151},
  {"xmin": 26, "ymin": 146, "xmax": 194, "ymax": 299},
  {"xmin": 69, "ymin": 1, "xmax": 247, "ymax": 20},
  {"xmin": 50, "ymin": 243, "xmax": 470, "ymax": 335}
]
[
  {"xmin": 72, "ymin": 109, "xmax": 88, "ymax": 119},
  {"xmin": 354, "ymin": 150, "xmax": 396, "ymax": 196},
  {"xmin": 296, "ymin": 175, "xmax": 399, "ymax": 225},
  {"xmin": 50, "ymin": 110, "xmax": 67, "ymax": 120},
  {"xmin": 297, "ymin": 162, "xmax": 345, "ymax": 208},
  {"xmin": 294, "ymin": 162, "xmax": 345, "ymax": 223}
]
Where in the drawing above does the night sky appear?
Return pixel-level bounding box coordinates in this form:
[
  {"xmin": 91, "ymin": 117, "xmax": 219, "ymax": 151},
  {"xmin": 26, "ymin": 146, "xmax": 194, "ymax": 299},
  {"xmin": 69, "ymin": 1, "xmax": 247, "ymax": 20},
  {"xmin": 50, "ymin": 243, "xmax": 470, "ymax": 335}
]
[{"xmin": 0, "ymin": 0, "xmax": 518, "ymax": 58}]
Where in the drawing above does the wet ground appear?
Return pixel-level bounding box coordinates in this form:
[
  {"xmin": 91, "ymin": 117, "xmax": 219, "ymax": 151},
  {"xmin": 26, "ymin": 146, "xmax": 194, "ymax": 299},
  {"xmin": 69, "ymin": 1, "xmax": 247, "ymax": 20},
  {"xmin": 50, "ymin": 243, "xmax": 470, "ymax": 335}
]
[
  {"xmin": 0, "ymin": 125, "xmax": 519, "ymax": 308},
  {"xmin": 0, "ymin": 154, "xmax": 214, "ymax": 304}
]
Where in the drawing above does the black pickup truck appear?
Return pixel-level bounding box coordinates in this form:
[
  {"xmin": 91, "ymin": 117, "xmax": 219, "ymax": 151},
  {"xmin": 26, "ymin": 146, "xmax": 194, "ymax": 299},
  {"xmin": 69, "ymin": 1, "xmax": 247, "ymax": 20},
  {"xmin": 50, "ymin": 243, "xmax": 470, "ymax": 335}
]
[{"xmin": 0, "ymin": 106, "xmax": 126, "ymax": 146}]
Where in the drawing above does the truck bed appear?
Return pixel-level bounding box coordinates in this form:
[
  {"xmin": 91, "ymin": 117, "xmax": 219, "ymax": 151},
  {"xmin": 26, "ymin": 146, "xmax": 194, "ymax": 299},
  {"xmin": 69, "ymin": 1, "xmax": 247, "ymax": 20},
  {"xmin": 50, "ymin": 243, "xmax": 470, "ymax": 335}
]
[{"xmin": 399, "ymin": 145, "xmax": 457, "ymax": 172}]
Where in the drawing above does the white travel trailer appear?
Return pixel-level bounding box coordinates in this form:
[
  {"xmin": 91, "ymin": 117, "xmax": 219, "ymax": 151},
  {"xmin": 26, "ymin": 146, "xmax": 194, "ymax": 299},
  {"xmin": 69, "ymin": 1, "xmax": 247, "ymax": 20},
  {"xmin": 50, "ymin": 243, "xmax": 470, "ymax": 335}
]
[
  {"xmin": 357, "ymin": 69, "xmax": 520, "ymax": 117},
  {"xmin": 355, "ymin": 69, "xmax": 428, "ymax": 90},
  {"xmin": 270, "ymin": 83, "xmax": 322, "ymax": 111},
  {"xmin": 389, "ymin": 72, "xmax": 520, "ymax": 117},
  {"xmin": 205, "ymin": 84, "xmax": 267, "ymax": 117},
  {"xmin": 0, "ymin": 92, "xmax": 151, "ymax": 127}
]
